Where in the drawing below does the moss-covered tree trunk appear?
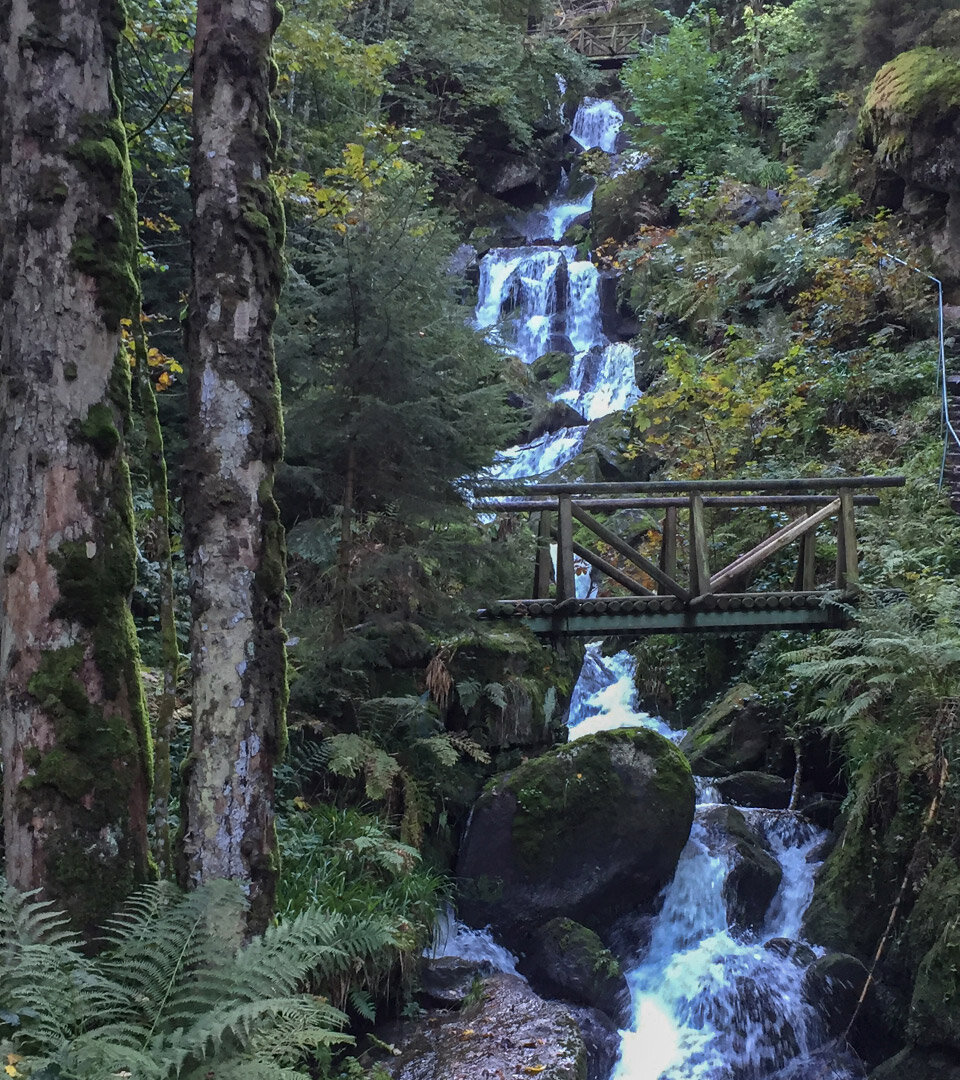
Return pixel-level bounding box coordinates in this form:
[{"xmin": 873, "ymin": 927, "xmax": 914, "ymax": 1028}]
[
  {"xmin": 0, "ymin": 0, "xmax": 152, "ymax": 930},
  {"xmin": 178, "ymin": 0, "xmax": 287, "ymax": 932}
]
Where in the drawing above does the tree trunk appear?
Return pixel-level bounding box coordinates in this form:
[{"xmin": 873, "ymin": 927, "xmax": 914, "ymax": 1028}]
[
  {"xmin": 178, "ymin": 0, "xmax": 287, "ymax": 932},
  {"xmin": 0, "ymin": 0, "xmax": 151, "ymax": 931}
]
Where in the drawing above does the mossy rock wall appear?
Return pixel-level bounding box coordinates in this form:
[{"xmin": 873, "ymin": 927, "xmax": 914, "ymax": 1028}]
[
  {"xmin": 679, "ymin": 683, "xmax": 790, "ymax": 778},
  {"xmin": 456, "ymin": 727, "xmax": 695, "ymax": 946}
]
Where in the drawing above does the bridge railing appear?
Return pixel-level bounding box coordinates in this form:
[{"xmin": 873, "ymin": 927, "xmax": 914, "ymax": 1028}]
[
  {"xmin": 473, "ymin": 477, "xmax": 905, "ymax": 623},
  {"xmin": 531, "ymin": 20, "xmax": 653, "ymax": 59}
]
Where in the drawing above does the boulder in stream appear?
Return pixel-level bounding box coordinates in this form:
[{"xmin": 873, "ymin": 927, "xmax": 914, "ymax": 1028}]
[
  {"xmin": 713, "ymin": 770, "xmax": 791, "ymax": 809},
  {"xmin": 699, "ymin": 804, "xmax": 783, "ymax": 931},
  {"xmin": 870, "ymin": 1047, "xmax": 960, "ymax": 1080},
  {"xmin": 457, "ymin": 727, "xmax": 695, "ymax": 945},
  {"xmin": 382, "ymin": 972, "xmax": 587, "ymax": 1080},
  {"xmin": 518, "ymin": 916, "xmax": 630, "ymax": 1024},
  {"xmin": 680, "ymin": 682, "xmax": 790, "ymax": 778}
]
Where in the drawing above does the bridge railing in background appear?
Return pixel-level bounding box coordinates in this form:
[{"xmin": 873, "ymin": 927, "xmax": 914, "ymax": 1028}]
[{"xmin": 473, "ymin": 477, "xmax": 906, "ymax": 636}]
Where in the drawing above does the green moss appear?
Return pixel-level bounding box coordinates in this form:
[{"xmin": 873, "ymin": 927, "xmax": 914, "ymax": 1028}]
[
  {"xmin": 910, "ymin": 914, "xmax": 960, "ymax": 1050},
  {"xmin": 63, "ymin": 361, "xmax": 78, "ymax": 381},
  {"xmin": 859, "ymin": 47, "xmax": 960, "ymax": 166},
  {"xmin": 543, "ymin": 917, "xmax": 622, "ymax": 980},
  {"xmin": 239, "ymin": 178, "xmax": 286, "ymax": 284},
  {"xmin": 78, "ymin": 402, "xmax": 120, "ymax": 458},
  {"xmin": 505, "ymin": 726, "xmax": 690, "ymax": 874},
  {"xmin": 67, "ymin": 112, "xmax": 139, "ymax": 330}
]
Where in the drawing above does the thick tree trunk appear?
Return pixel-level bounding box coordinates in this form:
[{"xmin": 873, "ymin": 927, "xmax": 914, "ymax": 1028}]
[
  {"xmin": 178, "ymin": 0, "xmax": 287, "ymax": 932},
  {"xmin": 0, "ymin": 0, "xmax": 151, "ymax": 929}
]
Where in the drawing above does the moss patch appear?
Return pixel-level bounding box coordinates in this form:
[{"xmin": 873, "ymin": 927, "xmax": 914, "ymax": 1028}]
[
  {"xmin": 67, "ymin": 112, "xmax": 139, "ymax": 331},
  {"xmin": 859, "ymin": 47, "xmax": 960, "ymax": 166},
  {"xmin": 505, "ymin": 726, "xmax": 691, "ymax": 874}
]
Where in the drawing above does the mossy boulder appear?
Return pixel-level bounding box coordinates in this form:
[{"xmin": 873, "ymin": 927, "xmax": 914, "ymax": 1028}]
[
  {"xmin": 680, "ymin": 683, "xmax": 789, "ymax": 778},
  {"xmin": 519, "ymin": 917, "xmax": 630, "ymax": 1023},
  {"xmin": 591, "ymin": 169, "xmax": 669, "ymax": 247},
  {"xmin": 383, "ymin": 972, "xmax": 587, "ymax": 1080},
  {"xmin": 860, "ymin": 48, "xmax": 960, "ymax": 172},
  {"xmin": 531, "ymin": 351, "xmax": 576, "ymax": 391},
  {"xmin": 699, "ymin": 804, "xmax": 782, "ymax": 931},
  {"xmin": 858, "ymin": 47, "xmax": 960, "ymax": 279},
  {"xmin": 446, "ymin": 628, "xmax": 582, "ymax": 752},
  {"xmin": 456, "ymin": 727, "xmax": 695, "ymax": 945}
]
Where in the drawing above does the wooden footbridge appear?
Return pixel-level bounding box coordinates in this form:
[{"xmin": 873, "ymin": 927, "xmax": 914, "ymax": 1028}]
[
  {"xmin": 531, "ymin": 2, "xmax": 653, "ymax": 63},
  {"xmin": 475, "ymin": 476, "xmax": 905, "ymax": 637}
]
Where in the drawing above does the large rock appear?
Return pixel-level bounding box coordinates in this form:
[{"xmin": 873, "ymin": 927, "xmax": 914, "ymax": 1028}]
[
  {"xmin": 699, "ymin": 804, "xmax": 782, "ymax": 931},
  {"xmin": 770, "ymin": 1042, "xmax": 866, "ymax": 1078},
  {"xmin": 564, "ymin": 1005, "xmax": 622, "ymax": 1080},
  {"xmin": 518, "ymin": 917, "xmax": 630, "ymax": 1023},
  {"xmin": 802, "ymin": 952, "xmax": 870, "ymax": 1037},
  {"xmin": 680, "ymin": 683, "xmax": 789, "ymax": 778},
  {"xmin": 418, "ymin": 956, "xmax": 491, "ymax": 1008},
  {"xmin": 383, "ymin": 973, "xmax": 587, "ymax": 1080},
  {"xmin": 457, "ymin": 728, "xmax": 695, "ymax": 945},
  {"xmin": 713, "ymin": 771, "xmax": 791, "ymax": 809},
  {"xmin": 859, "ymin": 48, "xmax": 960, "ymax": 280}
]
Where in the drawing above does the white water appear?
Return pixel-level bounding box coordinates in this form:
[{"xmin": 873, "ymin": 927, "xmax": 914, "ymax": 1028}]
[
  {"xmin": 429, "ymin": 907, "xmax": 521, "ymax": 975},
  {"xmin": 571, "ymin": 96, "xmax": 624, "ymax": 154},
  {"xmin": 567, "ymin": 650, "xmax": 840, "ymax": 1080},
  {"xmin": 465, "ymin": 104, "xmax": 842, "ymax": 1075},
  {"xmin": 476, "ymin": 98, "xmax": 638, "ymax": 481}
]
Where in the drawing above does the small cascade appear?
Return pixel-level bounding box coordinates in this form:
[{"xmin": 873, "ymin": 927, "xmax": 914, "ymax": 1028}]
[
  {"xmin": 571, "ymin": 96, "xmax": 624, "ymax": 154},
  {"xmin": 429, "ymin": 907, "xmax": 521, "ymax": 975},
  {"xmin": 557, "ymin": 651, "xmax": 850, "ymax": 1080},
  {"xmin": 475, "ymin": 97, "xmax": 639, "ymax": 481}
]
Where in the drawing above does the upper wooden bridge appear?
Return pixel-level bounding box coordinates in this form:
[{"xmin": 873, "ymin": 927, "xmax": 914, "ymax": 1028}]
[
  {"xmin": 541, "ymin": 20, "xmax": 653, "ymax": 63},
  {"xmin": 475, "ymin": 476, "xmax": 906, "ymax": 637}
]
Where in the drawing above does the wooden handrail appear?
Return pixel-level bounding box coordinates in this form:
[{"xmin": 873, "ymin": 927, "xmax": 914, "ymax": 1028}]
[{"xmin": 474, "ymin": 476, "xmax": 906, "ymax": 495}]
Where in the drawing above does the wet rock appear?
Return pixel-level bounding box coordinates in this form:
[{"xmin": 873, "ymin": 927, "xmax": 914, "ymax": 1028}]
[
  {"xmin": 524, "ymin": 401, "xmax": 588, "ymax": 442},
  {"xmin": 770, "ymin": 1040, "xmax": 867, "ymax": 1078},
  {"xmin": 870, "ymin": 1047, "xmax": 960, "ymax": 1080},
  {"xmin": 519, "ymin": 917, "xmax": 630, "ymax": 1024},
  {"xmin": 418, "ymin": 956, "xmax": 491, "ymax": 1008},
  {"xmin": 382, "ymin": 973, "xmax": 587, "ymax": 1080},
  {"xmin": 764, "ymin": 937, "xmax": 817, "ymax": 968},
  {"xmin": 457, "ymin": 727, "xmax": 695, "ymax": 947},
  {"xmin": 591, "ymin": 169, "xmax": 670, "ymax": 246},
  {"xmin": 802, "ymin": 952, "xmax": 870, "ymax": 1035},
  {"xmin": 713, "ymin": 771, "xmax": 791, "ymax": 809},
  {"xmin": 798, "ymin": 795, "xmax": 843, "ymax": 829},
  {"xmin": 564, "ymin": 1005, "xmax": 621, "ymax": 1080},
  {"xmin": 700, "ymin": 804, "xmax": 783, "ymax": 930},
  {"xmin": 486, "ymin": 154, "xmax": 541, "ymax": 196},
  {"xmin": 680, "ymin": 683, "xmax": 790, "ymax": 778}
]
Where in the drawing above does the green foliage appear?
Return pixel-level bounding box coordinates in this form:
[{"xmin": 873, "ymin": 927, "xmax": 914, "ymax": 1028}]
[
  {"xmin": 621, "ymin": 16, "xmax": 741, "ymax": 175},
  {"xmin": 0, "ymin": 878, "xmax": 365, "ymax": 1079}
]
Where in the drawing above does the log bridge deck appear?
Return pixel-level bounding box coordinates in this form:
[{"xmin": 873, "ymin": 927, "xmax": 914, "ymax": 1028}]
[{"xmin": 475, "ymin": 476, "xmax": 906, "ymax": 637}]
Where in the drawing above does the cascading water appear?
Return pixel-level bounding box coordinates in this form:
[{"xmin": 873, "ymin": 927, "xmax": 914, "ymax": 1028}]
[
  {"xmin": 476, "ymin": 98, "xmax": 639, "ymax": 481},
  {"xmin": 568, "ymin": 647, "xmax": 856, "ymax": 1080},
  {"xmin": 463, "ymin": 98, "xmax": 845, "ymax": 1079}
]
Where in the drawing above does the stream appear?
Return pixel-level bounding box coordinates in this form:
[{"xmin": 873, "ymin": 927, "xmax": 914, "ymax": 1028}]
[{"xmin": 443, "ymin": 98, "xmax": 857, "ymax": 1079}]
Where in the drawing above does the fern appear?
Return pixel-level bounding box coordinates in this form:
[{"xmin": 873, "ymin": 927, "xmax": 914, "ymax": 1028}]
[{"xmin": 0, "ymin": 879, "xmax": 360, "ymax": 1080}]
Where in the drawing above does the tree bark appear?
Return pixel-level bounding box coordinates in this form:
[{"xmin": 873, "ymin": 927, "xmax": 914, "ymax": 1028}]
[
  {"xmin": 0, "ymin": 0, "xmax": 151, "ymax": 930},
  {"xmin": 178, "ymin": 0, "xmax": 287, "ymax": 932}
]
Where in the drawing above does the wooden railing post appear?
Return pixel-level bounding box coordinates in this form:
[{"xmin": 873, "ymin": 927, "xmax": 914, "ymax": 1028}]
[
  {"xmin": 556, "ymin": 494, "xmax": 576, "ymax": 602},
  {"xmin": 835, "ymin": 489, "xmax": 859, "ymax": 591},
  {"xmin": 533, "ymin": 510, "xmax": 553, "ymax": 599},
  {"xmin": 689, "ymin": 493, "xmax": 710, "ymax": 596},
  {"xmin": 658, "ymin": 506, "xmax": 678, "ymax": 594},
  {"xmin": 795, "ymin": 502, "xmax": 818, "ymax": 591}
]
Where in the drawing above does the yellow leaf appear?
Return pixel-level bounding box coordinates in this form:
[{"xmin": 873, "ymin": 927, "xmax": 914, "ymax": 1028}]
[
  {"xmin": 293, "ymin": 795, "xmax": 310, "ymax": 811},
  {"xmin": 5, "ymin": 1066, "xmax": 19, "ymax": 1077},
  {"xmin": 522, "ymin": 1067, "xmax": 546, "ymax": 1075}
]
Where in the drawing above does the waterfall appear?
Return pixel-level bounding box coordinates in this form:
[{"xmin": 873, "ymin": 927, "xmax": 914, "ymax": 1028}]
[
  {"xmin": 571, "ymin": 96, "xmax": 624, "ymax": 154},
  {"xmin": 475, "ymin": 98, "xmax": 638, "ymax": 481}
]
